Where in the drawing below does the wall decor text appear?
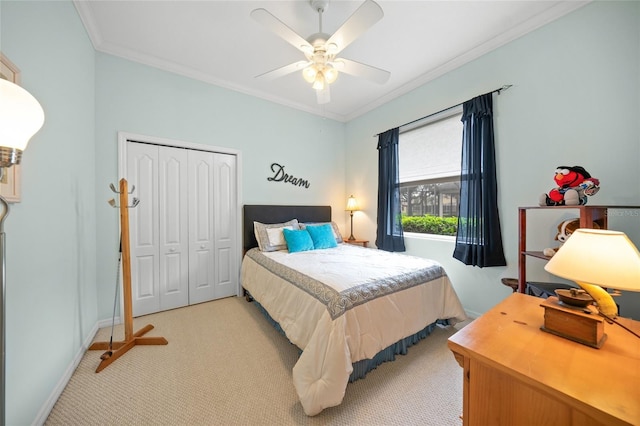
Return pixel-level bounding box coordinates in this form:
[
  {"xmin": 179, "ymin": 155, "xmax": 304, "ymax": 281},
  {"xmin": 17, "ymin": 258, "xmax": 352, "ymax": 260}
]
[{"xmin": 267, "ymin": 163, "xmax": 310, "ymax": 189}]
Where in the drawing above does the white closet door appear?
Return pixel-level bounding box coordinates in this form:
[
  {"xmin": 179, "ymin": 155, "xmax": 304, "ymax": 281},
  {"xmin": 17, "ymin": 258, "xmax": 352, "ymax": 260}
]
[
  {"xmin": 127, "ymin": 142, "xmax": 160, "ymax": 317},
  {"xmin": 188, "ymin": 150, "xmax": 216, "ymax": 304},
  {"xmin": 158, "ymin": 146, "xmax": 189, "ymax": 311},
  {"xmin": 213, "ymin": 153, "xmax": 237, "ymax": 299},
  {"xmin": 126, "ymin": 138, "xmax": 239, "ymax": 315}
]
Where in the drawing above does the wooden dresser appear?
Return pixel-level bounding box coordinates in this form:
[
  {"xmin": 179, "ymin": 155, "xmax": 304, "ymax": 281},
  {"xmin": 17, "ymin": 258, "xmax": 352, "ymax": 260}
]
[{"xmin": 448, "ymin": 293, "xmax": 640, "ymax": 426}]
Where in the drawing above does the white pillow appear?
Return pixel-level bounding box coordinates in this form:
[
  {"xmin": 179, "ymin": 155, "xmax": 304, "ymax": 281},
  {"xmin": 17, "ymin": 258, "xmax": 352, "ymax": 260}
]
[
  {"xmin": 299, "ymin": 221, "xmax": 343, "ymax": 244},
  {"xmin": 254, "ymin": 219, "xmax": 299, "ymax": 252}
]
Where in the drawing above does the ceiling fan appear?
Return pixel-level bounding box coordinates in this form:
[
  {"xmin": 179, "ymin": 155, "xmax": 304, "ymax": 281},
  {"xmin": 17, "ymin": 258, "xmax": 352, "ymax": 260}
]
[{"xmin": 251, "ymin": 0, "xmax": 390, "ymax": 104}]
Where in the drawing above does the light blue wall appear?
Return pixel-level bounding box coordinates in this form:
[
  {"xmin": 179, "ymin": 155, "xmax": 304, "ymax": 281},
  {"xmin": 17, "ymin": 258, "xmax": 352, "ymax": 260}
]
[
  {"xmin": 346, "ymin": 1, "xmax": 640, "ymax": 317},
  {"xmin": 1, "ymin": 1, "xmax": 96, "ymax": 424},
  {"xmin": 94, "ymin": 53, "xmax": 346, "ymax": 318}
]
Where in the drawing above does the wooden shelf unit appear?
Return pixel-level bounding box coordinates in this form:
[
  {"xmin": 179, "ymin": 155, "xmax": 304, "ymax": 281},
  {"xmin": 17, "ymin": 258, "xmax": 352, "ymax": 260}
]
[
  {"xmin": 518, "ymin": 205, "xmax": 640, "ymax": 293},
  {"xmin": 517, "ymin": 205, "xmax": 635, "ymax": 294}
]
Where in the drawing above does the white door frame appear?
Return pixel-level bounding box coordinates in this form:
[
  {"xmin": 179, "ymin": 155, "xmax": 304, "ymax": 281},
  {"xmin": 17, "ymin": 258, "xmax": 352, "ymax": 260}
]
[{"xmin": 117, "ymin": 131, "xmax": 243, "ymax": 319}]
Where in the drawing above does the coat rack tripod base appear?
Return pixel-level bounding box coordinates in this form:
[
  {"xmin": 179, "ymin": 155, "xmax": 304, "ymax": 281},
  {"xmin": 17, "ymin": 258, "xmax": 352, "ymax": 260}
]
[
  {"xmin": 88, "ymin": 179, "xmax": 167, "ymax": 373},
  {"xmin": 88, "ymin": 326, "xmax": 168, "ymax": 373}
]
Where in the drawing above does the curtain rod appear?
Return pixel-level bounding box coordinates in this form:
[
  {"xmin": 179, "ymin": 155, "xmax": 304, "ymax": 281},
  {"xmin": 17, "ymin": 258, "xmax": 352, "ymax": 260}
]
[{"xmin": 374, "ymin": 84, "xmax": 512, "ymax": 137}]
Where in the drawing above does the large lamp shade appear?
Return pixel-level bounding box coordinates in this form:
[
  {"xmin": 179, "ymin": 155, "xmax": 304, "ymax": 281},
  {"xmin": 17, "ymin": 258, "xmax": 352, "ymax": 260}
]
[
  {"xmin": 0, "ymin": 78, "xmax": 45, "ymax": 152},
  {"xmin": 544, "ymin": 228, "xmax": 640, "ymax": 317},
  {"xmin": 544, "ymin": 229, "xmax": 640, "ymax": 291}
]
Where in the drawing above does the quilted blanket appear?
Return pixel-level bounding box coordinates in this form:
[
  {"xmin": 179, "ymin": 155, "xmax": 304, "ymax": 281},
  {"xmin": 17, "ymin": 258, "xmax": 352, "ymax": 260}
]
[{"xmin": 240, "ymin": 244, "xmax": 466, "ymax": 415}]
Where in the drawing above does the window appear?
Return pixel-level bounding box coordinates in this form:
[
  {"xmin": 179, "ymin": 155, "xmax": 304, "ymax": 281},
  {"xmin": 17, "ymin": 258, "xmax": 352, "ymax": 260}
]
[{"xmin": 398, "ymin": 107, "xmax": 463, "ymax": 236}]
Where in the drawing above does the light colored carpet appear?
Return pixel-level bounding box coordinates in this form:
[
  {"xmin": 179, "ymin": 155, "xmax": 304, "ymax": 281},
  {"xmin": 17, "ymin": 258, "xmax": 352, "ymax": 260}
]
[{"xmin": 46, "ymin": 296, "xmax": 469, "ymax": 425}]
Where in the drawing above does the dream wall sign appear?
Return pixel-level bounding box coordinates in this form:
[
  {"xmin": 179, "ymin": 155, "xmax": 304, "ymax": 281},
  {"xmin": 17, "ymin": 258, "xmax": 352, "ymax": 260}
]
[{"xmin": 267, "ymin": 163, "xmax": 310, "ymax": 189}]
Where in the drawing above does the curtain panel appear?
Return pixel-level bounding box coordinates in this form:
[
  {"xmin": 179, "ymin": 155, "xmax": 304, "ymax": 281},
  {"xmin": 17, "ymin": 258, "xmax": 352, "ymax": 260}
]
[
  {"xmin": 453, "ymin": 93, "xmax": 507, "ymax": 267},
  {"xmin": 376, "ymin": 128, "xmax": 406, "ymax": 252}
]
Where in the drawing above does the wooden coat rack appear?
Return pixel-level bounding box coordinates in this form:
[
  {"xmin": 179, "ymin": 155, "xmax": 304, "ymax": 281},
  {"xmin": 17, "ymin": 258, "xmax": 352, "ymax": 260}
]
[{"xmin": 88, "ymin": 178, "xmax": 167, "ymax": 372}]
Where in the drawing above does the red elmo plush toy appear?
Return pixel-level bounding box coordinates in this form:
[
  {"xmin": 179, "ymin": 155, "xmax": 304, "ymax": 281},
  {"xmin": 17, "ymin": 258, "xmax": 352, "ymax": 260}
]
[{"xmin": 539, "ymin": 166, "xmax": 600, "ymax": 206}]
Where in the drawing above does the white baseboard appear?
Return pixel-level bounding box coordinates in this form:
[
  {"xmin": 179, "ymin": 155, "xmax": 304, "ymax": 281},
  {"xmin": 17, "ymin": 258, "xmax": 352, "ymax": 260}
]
[
  {"xmin": 464, "ymin": 310, "xmax": 481, "ymax": 319},
  {"xmin": 31, "ymin": 317, "xmax": 122, "ymax": 426}
]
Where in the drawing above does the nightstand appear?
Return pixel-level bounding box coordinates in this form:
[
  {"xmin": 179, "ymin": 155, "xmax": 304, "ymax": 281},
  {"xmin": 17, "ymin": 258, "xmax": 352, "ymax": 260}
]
[
  {"xmin": 343, "ymin": 239, "xmax": 369, "ymax": 248},
  {"xmin": 448, "ymin": 293, "xmax": 640, "ymax": 426}
]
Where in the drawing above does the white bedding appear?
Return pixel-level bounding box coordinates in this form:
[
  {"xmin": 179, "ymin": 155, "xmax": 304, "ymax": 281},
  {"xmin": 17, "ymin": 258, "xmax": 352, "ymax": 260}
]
[{"xmin": 240, "ymin": 244, "xmax": 466, "ymax": 415}]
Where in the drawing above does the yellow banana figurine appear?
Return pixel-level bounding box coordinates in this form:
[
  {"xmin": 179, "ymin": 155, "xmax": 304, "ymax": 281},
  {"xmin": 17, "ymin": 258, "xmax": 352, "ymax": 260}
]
[{"xmin": 576, "ymin": 281, "xmax": 618, "ymax": 317}]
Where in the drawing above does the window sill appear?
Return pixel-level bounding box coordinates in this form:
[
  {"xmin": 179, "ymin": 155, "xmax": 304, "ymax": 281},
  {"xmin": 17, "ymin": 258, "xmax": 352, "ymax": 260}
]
[{"xmin": 403, "ymin": 232, "xmax": 456, "ymax": 243}]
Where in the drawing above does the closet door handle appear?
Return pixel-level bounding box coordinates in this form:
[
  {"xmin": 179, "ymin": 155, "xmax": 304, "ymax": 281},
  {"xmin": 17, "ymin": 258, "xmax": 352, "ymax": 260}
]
[
  {"xmin": 169, "ymin": 248, "xmax": 176, "ymax": 252},
  {"xmin": 200, "ymin": 244, "xmax": 206, "ymax": 249}
]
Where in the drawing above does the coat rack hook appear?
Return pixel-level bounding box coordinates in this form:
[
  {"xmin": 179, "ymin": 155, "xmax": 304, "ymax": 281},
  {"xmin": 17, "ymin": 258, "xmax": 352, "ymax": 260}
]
[
  {"xmin": 110, "ymin": 182, "xmax": 135, "ymax": 194},
  {"xmin": 108, "ymin": 198, "xmax": 118, "ymax": 208},
  {"xmin": 129, "ymin": 198, "xmax": 140, "ymax": 208}
]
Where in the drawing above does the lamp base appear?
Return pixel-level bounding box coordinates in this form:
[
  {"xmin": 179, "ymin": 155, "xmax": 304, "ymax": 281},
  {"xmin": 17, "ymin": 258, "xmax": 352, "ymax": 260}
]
[{"xmin": 540, "ymin": 297, "xmax": 606, "ymax": 349}]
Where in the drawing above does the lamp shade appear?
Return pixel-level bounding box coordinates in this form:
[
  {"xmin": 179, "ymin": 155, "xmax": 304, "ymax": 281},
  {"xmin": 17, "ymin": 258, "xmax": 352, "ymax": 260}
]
[
  {"xmin": 346, "ymin": 195, "xmax": 359, "ymax": 212},
  {"xmin": 324, "ymin": 65, "xmax": 338, "ymax": 84},
  {"xmin": 302, "ymin": 66, "xmax": 317, "ymax": 83},
  {"xmin": 312, "ymin": 72, "xmax": 325, "ymax": 91},
  {"xmin": 544, "ymin": 228, "xmax": 640, "ymax": 292},
  {"xmin": 0, "ymin": 78, "xmax": 45, "ymax": 152}
]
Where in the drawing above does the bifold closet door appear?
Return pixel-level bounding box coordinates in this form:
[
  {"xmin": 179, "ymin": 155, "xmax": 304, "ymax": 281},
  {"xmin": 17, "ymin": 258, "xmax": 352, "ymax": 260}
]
[
  {"xmin": 187, "ymin": 150, "xmax": 215, "ymax": 304},
  {"xmin": 127, "ymin": 143, "xmax": 189, "ymax": 317},
  {"xmin": 212, "ymin": 153, "xmax": 237, "ymax": 299},
  {"xmin": 188, "ymin": 151, "xmax": 237, "ymax": 303}
]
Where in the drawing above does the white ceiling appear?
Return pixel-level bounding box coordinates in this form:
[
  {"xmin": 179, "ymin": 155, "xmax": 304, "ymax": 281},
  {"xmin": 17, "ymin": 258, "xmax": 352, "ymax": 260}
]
[{"xmin": 74, "ymin": 0, "xmax": 588, "ymax": 122}]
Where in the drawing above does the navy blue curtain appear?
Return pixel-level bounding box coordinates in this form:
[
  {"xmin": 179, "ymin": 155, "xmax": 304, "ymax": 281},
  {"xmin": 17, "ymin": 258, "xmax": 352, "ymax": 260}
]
[
  {"xmin": 376, "ymin": 128, "xmax": 405, "ymax": 252},
  {"xmin": 453, "ymin": 93, "xmax": 506, "ymax": 267}
]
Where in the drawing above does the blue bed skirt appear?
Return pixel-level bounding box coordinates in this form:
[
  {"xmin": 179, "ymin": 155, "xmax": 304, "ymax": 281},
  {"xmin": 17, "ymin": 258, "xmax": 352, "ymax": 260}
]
[{"xmin": 251, "ymin": 299, "xmax": 440, "ymax": 383}]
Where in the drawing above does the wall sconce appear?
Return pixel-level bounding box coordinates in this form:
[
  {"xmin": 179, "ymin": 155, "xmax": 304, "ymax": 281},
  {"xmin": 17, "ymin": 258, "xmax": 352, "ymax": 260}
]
[
  {"xmin": 0, "ymin": 78, "xmax": 45, "ymax": 423},
  {"xmin": 543, "ymin": 228, "xmax": 640, "ymax": 347},
  {"xmin": 346, "ymin": 195, "xmax": 359, "ymax": 241}
]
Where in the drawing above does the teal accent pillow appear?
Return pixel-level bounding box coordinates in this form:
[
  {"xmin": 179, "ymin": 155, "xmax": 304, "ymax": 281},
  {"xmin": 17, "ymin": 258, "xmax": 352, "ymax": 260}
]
[
  {"xmin": 306, "ymin": 224, "xmax": 338, "ymax": 249},
  {"xmin": 282, "ymin": 228, "xmax": 315, "ymax": 253}
]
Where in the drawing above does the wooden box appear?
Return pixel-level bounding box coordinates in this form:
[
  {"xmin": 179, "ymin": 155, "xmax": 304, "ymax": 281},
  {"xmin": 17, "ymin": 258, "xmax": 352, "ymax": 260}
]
[{"xmin": 540, "ymin": 296, "xmax": 606, "ymax": 348}]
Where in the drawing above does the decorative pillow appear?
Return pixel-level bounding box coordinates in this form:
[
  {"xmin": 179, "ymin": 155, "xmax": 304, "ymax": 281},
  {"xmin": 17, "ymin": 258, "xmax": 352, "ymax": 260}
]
[
  {"xmin": 282, "ymin": 228, "xmax": 314, "ymax": 253},
  {"xmin": 254, "ymin": 219, "xmax": 299, "ymax": 252},
  {"xmin": 299, "ymin": 221, "xmax": 343, "ymax": 244},
  {"xmin": 305, "ymin": 224, "xmax": 338, "ymax": 249}
]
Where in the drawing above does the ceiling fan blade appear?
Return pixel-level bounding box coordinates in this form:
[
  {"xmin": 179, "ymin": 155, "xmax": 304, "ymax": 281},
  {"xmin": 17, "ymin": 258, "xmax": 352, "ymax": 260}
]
[
  {"xmin": 334, "ymin": 58, "xmax": 390, "ymax": 84},
  {"xmin": 316, "ymin": 85, "xmax": 330, "ymax": 105},
  {"xmin": 250, "ymin": 8, "xmax": 313, "ymax": 53},
  {"xmin": 326, "ymin": 0, "xmax": 383, "ymax": 55},
  {"xmin": 256, "ymin": 61, "xmax": 311, "ymax": 81}
]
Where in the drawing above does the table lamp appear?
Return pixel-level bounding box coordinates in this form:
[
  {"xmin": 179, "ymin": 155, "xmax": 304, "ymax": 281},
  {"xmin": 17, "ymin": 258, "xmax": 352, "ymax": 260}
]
[
  {"xmin": 0, "ymin": 77, "xmax": 45, "ymax": 424},
  {"xmin": 543, "ymin": 228, "xmax": 640, "ymax": 346},
  {"xmin": 346, "ymin": 195, "xmax": 359, "ymax": 241}
]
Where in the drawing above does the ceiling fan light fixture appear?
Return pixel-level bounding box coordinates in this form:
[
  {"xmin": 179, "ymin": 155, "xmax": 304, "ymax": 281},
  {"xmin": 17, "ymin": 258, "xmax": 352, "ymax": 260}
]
[
  {"xmin": 302, "ymin": 66, "xmax": 318, "ymax": 83},
  {"xmin": 312, "ymin": 72, "xmax": 325, "ymax": 91},
  {"xmin": 324, "ymin": 65, "xmax": 338, "ymax": 84},
  {"xmin": 251, "ymin": 0, "xmax": 388, "ymax": 104}
]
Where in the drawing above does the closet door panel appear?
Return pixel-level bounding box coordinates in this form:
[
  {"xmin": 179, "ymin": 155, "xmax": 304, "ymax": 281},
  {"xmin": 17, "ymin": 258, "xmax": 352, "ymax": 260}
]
[
  {"xmin": 158, "ymin": 146, "xmax": 189, "ymax": 310},
  {"xmin": 127, "ymin": 142, "xmax": 160, "ymax": 316},
  {"xmin": 188, "ymin": 150, "xmax": 215, "ymax": 304},
  {"xmin": 134, "ymin": 256, "xmax": 156, "ymax": 300},
  {"xmin": 213, "ymin": 153, "xmax": 237, "ymax": 299}
]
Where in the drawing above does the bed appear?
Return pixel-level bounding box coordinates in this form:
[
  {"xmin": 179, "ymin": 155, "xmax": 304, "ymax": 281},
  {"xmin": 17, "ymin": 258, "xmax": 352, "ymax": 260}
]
[{"xmin": 240, "ymin": 205, "xmax": 467, "ymax": 415}]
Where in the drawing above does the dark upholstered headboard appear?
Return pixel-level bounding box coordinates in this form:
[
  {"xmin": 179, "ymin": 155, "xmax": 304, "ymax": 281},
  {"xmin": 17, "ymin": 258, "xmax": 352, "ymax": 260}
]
[{"xmin": 243, "ymin": 205, "xmax": 332, "ymax": 252}]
